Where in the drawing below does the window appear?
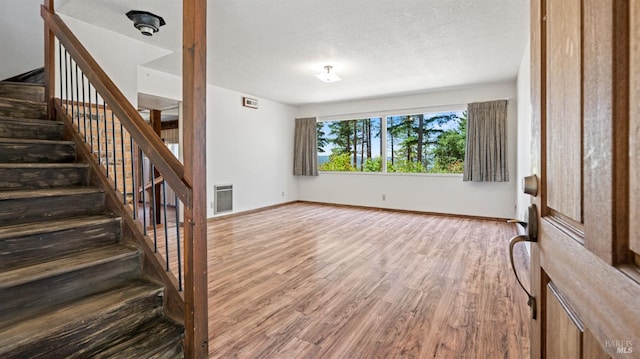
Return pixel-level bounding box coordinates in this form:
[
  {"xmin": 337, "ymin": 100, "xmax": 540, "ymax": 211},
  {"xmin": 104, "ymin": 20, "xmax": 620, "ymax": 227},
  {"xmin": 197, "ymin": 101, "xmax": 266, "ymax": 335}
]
[
  {"xmin": 387, "ymin": 110, "xmax": 466, "ymax": 173},
  {"xmin": 317, "ymin": 110, "xmax": 466, "ymax": 174},
  {"xmin": 317, "ymin": 117, "xmax": 383, "ymax": 172}
]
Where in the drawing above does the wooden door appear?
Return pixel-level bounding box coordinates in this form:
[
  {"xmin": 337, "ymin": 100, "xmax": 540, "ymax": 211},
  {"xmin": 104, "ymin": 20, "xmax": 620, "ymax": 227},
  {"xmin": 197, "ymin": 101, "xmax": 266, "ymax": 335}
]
[{"xmin": 529, "ymin": 0, "xmax": 640, "ymax": 358}]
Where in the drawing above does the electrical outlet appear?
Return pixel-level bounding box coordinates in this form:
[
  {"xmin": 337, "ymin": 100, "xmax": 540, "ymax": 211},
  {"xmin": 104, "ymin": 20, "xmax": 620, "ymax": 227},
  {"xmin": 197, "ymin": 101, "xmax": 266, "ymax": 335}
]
[
  {"xmin": 281, "ymin": 192, "xmax": 285, "ymax": 197},
  {"xmin": 210, "ymin": 201, "xmax": 214, "ymax": 209},
  {"xmin": 382, "ymin": 194, "xmax": 386, "ymax": 201}
]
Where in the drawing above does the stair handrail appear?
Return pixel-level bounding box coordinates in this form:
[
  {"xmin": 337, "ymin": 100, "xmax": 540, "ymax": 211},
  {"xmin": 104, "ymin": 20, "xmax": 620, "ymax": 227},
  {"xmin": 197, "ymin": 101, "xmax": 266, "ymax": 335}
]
[{"xmin": 40, "ymin": 6, "xmax": 192, "ymax": 208}]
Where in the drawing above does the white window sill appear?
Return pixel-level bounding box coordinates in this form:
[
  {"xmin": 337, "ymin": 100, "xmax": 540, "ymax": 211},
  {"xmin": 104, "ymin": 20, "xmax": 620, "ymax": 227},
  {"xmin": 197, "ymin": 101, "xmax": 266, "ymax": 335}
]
[{"xmin": 318, "ymin": 171, "xmax": 463, "ymax": 178}]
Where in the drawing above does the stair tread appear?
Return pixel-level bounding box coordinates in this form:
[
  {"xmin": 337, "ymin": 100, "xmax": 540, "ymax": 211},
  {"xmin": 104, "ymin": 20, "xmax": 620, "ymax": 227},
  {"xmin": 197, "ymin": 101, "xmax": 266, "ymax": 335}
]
[
  {"xmin": 0, "ymin": 84, "xmax": 45, "ymax": 102},
  {"xmin": 0, "ymin": 115, "xmax": 47, "ymax": 122},
  {"xmin": 0, "ymin": 244, "xmax": 137, "ymax": 288},
  {"xmin": 0, "ymin": 116, "xmax": 61, "ymax": 125},
  {"xmin": 0, "ymin": 162, "xmax": 88, "ymax": 169},
  {"xmin": 0, "ymin": 81, "xmax": 45, "ymax": 87},
  {"xmin": 0, "ymin": 186, "xmax": 103, "ymax": 200},
  {"xmin": 0, "ymin": 214, "xmax": 119, "ymax": 240},
  {"xmin": 93, "ymin": 317, "xmax": 183, "ymax": 358},
  {"xmin": 0, "ymin": 281, "xmax": 163, "ymax": 349},
  {"xmin": 0, "ymin": 96, "xmax": 46, "ymax": 120},
  {"xmin": 0, "ymin": 96, "xmax": 46, "ymax": 106},
  {"xmin": 0, "ymin": 164, "xmax": 90, "ymax": 191},
  {"xmin": 0, "ymin": 137, "xmax": 73, "ymax": 145}
]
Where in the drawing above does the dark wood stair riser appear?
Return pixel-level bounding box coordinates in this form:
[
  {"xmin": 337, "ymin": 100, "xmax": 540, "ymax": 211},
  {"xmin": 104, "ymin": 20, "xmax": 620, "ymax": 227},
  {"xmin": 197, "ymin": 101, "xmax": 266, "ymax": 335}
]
[
  {"xmin": 0, "ymin": 284, "xmax": 165, "ymax": 359},
  {"xmin": 0, "ymin": 218, "xmax": 121, "ymax": 271},
  {"xmin": 0, "ymin": 118, "xmax": 64, "ymax": 140},
  {"xmin": 0, "ymin": 140, "xmax": 76, "ymax": 163},
  {"xmin": 0, "ymin": 83, "xmax": 45, "ymax": 102},
  {"xmin": 0, "ymin": 190, "xmax": 104, "ymax": 226},
  {"xmin": 49, "ymin": 299, "xmax": 164, "ymax": 359},
  {"xmin": 83, "ymin": 318, "xmax": 184, "ymax": 359},
  {"xmin": 0, "ymin": 165, "xmax": 88, "ymax": 190},
  {"xmin": 0, "ymin": 251, "xmax": 140, "ymax": 326},
  {"xmin": 0, "ymin": 97, "xmax": 46, "ymax": 119}
]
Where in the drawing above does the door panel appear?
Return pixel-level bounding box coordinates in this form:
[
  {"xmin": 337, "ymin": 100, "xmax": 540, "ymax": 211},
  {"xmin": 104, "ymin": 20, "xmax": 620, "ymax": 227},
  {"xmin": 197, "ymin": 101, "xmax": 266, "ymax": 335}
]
[
  {"xmin": 582, "ymin": 0, "xmax": 629, "ymax": 264},
  {"xmin": 545, "ymin": 0, "xmax": 582, "ymax": 223},
  {"xmin": 584, "ymin": 328, "xmax": 611, "ymax": 359},
  {"xmin": 546, "ymin": 283, "xmax": 582, "ymax": 359},
  {"xmin": 538, "ymin": 221, "xmax": 640, "ymax": 353},
  {"xmin": 530, "ymin": 0, "xmax": 640, "ymax": 357}
]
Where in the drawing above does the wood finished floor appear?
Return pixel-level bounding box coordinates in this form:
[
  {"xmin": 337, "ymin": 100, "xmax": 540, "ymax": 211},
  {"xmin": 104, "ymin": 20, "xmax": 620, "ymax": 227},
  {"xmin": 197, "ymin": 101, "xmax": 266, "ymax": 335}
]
[{"xmin": 195, "ymin": 202, "xmax": 531, "ymax": 358}]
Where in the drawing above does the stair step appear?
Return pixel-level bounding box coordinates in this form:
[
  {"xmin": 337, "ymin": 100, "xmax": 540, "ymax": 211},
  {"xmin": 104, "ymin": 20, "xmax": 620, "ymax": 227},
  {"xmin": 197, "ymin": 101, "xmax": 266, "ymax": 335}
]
[
  {"xmin": 0, "ymin": 215, "xmax": 121, "ymax": 271},
  {"xmin": 89, "ymin": 317, "xmax": 184, "ymax": 359},
  {"xmin": 0, "ymin": 163, "xmax": 89, "ymax": 190},
  {"xmin": 0, "ymin": 116, "xmax": 64, "ymax": 140},
  {"xmin": 2, "ymin": 68, "xmax": 44, "ymax": 86},
  {"xmin": 0, "ymin": 137, "xmax": 75, "ymax": 163},
  {"xmin": 0, "ymin": 281, "xmax": 165, "ymax": 359},
  {"xmin": 0, "ymin": 97, "xmax": 46, "ymax": 119},
  {"xmin": 0, "ymin": 244, "xmax": 140, "ymax": 327},
  {"xmin": 0, "ymin": 82, "xmax": 45, "ymax": 102},
  {"xmin": 0, "ymin": 186, "xmax": 104, "ymax": 226}
]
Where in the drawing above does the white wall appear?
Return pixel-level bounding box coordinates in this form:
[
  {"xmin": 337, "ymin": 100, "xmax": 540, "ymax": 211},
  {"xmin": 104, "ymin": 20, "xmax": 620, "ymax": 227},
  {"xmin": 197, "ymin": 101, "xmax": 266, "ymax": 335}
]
[
  {"xmin": 0, "ymin": 0, "xmax": 43, "ymax": 80},
  {"xmin": 57, "ymin": 14, "xmax": 171, "ymax": 107},
  {"xmin": 516, "ymin": 42, "xmax": 532, "ymax": 221},
  {"xmin": 138, "ymin": 68, "xmax": 299, "ymax": 218},
  {"xmin": 208, "ymin": 86, "xmax": 298, "ymax": 216},
  {"xmin": 297, "ymin": 81, "xmax": 519, "ymax": 219}
]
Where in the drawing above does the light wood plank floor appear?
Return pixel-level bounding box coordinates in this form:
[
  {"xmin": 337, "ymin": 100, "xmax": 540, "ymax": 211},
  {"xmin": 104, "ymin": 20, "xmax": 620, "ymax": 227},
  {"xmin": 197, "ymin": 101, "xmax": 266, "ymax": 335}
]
[{"xmin": 201, "ymin": 202, "xmax": 530, "ymax": 358}]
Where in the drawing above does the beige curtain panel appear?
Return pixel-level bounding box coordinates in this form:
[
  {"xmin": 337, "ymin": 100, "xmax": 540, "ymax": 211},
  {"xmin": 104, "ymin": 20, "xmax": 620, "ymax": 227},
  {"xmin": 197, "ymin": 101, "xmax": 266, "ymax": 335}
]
[
  {"xmin": 293, "ymin": 117, "xmax": 319, "ymax": 176},
  {"xmin": 463, "ymin": 100, "xmax": 509, "ymax": 182}
]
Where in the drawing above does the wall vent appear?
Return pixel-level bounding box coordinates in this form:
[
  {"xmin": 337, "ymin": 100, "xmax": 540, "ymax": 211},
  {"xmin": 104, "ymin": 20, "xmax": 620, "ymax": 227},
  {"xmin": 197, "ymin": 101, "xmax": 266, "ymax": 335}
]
[
  {"xmin": 214, "ymin": 184, "xmax": 233, "ymax": 214},
  {"xmin": 242, "ymin": 97, "xmax": 258, "ymax": 109}
]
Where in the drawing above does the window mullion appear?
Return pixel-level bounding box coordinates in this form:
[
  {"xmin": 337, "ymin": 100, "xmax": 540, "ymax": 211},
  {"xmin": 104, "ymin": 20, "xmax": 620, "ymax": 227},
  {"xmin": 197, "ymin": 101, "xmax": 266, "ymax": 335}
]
[{"xmin": 381, "ymin": 115, "xmax": 387, "ymax": 173}]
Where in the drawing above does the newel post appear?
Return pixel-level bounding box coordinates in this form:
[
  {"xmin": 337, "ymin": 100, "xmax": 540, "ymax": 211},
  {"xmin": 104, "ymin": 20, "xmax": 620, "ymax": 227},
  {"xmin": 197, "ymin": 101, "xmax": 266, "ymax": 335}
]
[
  {"xmin": 43, "ymin": 0, "xmax": 55, "ymax": 121},
  {"xmin": 182, "ymin": 0, "xmax": 209, "ymax": 357}
]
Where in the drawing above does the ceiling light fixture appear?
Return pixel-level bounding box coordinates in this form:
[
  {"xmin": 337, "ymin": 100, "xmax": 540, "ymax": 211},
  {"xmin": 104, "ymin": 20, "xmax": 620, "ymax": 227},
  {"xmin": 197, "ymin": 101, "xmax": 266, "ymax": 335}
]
[
  {"xmin": 315, "ymin": 65, "xmax": 342, "ymax": 83},
  {"xmin": 126, "ymin": 10, "xmax": 166, "ymax": 36}
]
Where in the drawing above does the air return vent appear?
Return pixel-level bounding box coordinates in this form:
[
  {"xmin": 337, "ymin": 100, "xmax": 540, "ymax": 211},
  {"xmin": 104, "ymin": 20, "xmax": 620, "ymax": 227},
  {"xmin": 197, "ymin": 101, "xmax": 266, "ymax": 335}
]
[{"xmin": 214, "ymin": 184, "xmax": 233, "ymax": 214}]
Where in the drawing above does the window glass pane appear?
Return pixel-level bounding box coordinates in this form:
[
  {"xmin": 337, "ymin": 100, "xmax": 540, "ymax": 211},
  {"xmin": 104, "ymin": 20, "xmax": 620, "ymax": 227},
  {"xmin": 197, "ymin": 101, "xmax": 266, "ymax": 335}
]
[
  {"xmin": 317, "ymin": 117, "xmax": 383, "ymax": 172},
  {"xmin": 386, "ymin": 110, "xmax": 466, "ymax": 173}
]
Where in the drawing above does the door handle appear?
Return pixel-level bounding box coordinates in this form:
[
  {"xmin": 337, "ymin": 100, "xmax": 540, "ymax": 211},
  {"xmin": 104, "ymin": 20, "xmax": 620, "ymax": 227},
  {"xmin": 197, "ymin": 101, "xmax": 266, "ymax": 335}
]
[{"xmin": 508, "ymin": 204, "xmax": 538, "ymax": 319}]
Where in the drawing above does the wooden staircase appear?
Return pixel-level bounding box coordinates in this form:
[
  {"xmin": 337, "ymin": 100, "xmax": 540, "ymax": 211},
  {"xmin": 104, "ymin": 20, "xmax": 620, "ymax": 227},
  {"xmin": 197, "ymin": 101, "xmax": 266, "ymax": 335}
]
[{"xmin": 0, "ymin": 82, "xmax": 184, "ymax": 358}]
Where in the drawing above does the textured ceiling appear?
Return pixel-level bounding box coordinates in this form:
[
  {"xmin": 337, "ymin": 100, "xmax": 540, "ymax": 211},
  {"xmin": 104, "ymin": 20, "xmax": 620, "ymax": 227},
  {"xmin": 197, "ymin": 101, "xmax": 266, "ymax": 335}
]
[{"xmin": 57, "ymin": 0, "xmax": 529, "ymax": 106}]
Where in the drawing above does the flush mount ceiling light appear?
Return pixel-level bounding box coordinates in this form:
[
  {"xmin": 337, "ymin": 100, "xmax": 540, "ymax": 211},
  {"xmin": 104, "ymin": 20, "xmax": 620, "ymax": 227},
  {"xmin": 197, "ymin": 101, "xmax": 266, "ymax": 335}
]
[
  {"xmin": 315, "ymin": 65, "xmax": 342, "ymax": 83},
  {"xmin": 126, "ymin": 10, "xmax": 166, "ymax": 36}
]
